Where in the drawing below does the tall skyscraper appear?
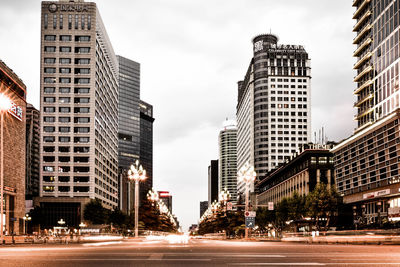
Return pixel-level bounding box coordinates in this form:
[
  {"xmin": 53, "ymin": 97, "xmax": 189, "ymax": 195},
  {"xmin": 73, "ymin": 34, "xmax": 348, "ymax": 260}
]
[
  {"xmin": 219, "ymin": 119, "xmax": 238, "ymax": 203},
  {"xmin": 332, "ymin": 0, "xmax": 400, "ymax": 225},
  {"xmin": 26, "ymin": 103, "xmax": 40, "ymax": 200},
  {"xmin": 236, "ymin": 33, "xmax": 311, "ymax": 194},
  {"xmin": 200, "ymin": 201, "xmax": 208, "ymax": 217},
  {"xmin": 140, "ymin": 100, "xmax": 154, "ymax": 200},
  {"xmin": 208, "ymin": 159, "xmax": 219, "ymax": 206},
  {"xmin": 0, "ymin": 60, "xmax": 27, "ymax": 234},
  {"xmin": 117, "ymin": 56, "xmax": 140, "ymax": 213},
  {"xmin": 38, "ymin": 0, "xmax": 119, "ymax": 228}
]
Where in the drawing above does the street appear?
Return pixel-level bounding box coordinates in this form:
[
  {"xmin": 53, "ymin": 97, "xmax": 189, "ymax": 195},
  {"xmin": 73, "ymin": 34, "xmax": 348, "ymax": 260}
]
[{"xmin": 0, "ymin": 237, "xmax": 399, "ymax": 266}]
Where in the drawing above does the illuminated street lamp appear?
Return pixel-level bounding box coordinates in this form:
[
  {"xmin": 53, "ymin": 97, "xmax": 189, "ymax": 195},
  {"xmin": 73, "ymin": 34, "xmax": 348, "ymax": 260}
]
[
  {"xmin": 0, "ymin": 93, "xmax": 11, "ymax": 245},
  {"xmin": 219, "ymin": 188, "xmax": 231, "ymax": 212},
  {"xmin": 127, "ymin": 160, "xmax": 147, "ymax": 238},
  {"xmin": 238, "ymin": 163, "xmax": 257, "ymax": 239},
  {"xmin": 22, "ymin": 214, "xmax": 31, "ymax": 235},
  {"xmin": 147, "ymin": 189, "xmax": 159, "ymax": 203}
]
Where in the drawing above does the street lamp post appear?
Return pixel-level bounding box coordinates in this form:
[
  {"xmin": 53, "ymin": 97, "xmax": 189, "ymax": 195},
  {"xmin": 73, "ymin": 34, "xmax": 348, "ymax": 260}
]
[
  {"xmin": 219, "ymin": 188, "xmax": 231, "ymax": 213},
  {"xmin": 22, "ymin": 214, "xmax": 31, "ymax": 235},
  {"xmin": 0, "ymin": 93, "xmax": 11, "ymax": 245},
  {"xmin": 127, "ymin": 160, "xmax": 147, "ymax": 238},
  {"xmin": 238, "ymin": 163, "xmax": 256, "ymax": 240}
]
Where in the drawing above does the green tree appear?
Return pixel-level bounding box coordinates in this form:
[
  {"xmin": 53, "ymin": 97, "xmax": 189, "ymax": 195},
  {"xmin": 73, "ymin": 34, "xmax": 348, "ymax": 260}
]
[
  {"xmin": 83, "ymin": 199, "xmax": 108, "ymax": 225},
  {"xmin": 288, "ymin": 192, "xmax": 306, "ymax": 231},
  {"xmin": 108, "ymin": 208, "xmax": 128, "ymax": 228},
  {"xmin": 306, "ymin": 184, "xmax": 341, "ymax": 230}
]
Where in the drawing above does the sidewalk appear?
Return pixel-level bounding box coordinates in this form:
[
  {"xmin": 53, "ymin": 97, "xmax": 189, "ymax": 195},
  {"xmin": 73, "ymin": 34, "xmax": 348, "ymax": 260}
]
[{"xmin": 281, "ymin": 235, "xmax": 400, "ymax": 245}]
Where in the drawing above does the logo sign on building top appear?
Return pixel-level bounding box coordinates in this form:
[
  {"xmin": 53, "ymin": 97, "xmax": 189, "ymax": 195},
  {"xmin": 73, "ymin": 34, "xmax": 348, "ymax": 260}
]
[{"xmin": 48, "ymin": 3, "xmax": 89, "ymax": 13}]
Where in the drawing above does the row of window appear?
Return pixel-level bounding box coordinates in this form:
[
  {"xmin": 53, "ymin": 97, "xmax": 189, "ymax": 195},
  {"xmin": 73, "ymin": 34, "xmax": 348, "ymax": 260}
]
[
  {"xmin": 43, "ymin": 126, "xmax": 90, "ymax": 133},
  {"xmin": 43, "ymin": 136, "xmax": 89, "ymax": 143},
  {"xmin": 44, "ymin": 117, "xmax": 90, "ymax": 123},
  {"xmin": 43, "ymin": 176, "xmax": 89, "ymax": 182},
  {"xmin": 44, "ymin": 107, "xmax": 90, "ymax": 113},
  {"xmin": 44, "ymin": 97, "xmax": 90, "ymax": 103},
  {"xmin": 43, "ymin": 14, "xmax": 91, "ymax": 30},
  {"xmin": 43, "ymin": 156, "xmax": 89, "ymax": 163},
  {"xmin": 43, "ymin": 146, "xmax": 89, "ymax": 153},
  {"xmin": 44, "ymin": 46, "xmax": 90, "ymax": 53},
  {"xmin": 43, "ymin": 166, "xmax": 89, "ymax": 172},
  {"xmin": 43, "ymin": 186, "xmax": 89, "ymax": 193},
  {"xmin": 44, "ymin": 35, "xmax": 91, "ymax": 42},
  {"xmin": 44, "ymin": 68, "xmax": 90, "ymax": 74},
  {"xmin": 44, "ymin": 58, "xmax": 90, "ymax": 64},
  {"xmin": 44, "ymin": 87, "xmax": 89, "ymax": 94},
  {"xmin": 44, "ymin": 77, "xmax": 90, "ymax": 84}
]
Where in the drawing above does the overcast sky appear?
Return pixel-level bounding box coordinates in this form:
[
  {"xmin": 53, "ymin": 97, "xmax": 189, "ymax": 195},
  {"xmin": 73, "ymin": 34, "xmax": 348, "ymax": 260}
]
[{"xmin": 0, "ymin": 0, "xmax": 356, "ymax": 230}]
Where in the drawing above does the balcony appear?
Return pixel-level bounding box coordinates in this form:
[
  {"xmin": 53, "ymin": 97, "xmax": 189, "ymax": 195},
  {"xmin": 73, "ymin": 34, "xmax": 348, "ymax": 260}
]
[
  {"xmin": 354, "ymin": 79, "xmax": 373, "ymax": 94},
  {"xmin": 354, "ymin": 93, "xmax": 373, "ymax": 107},
  {"xmin": 354, "ymin": 51, "xmax": 372, "ymax": 69},
  {"xmin": 353, "ymin": 24, "xmax": 372, "ymax": 44},
  {"xmin": 353, "ymin": 11, "xmax": 372, "ymax": 32},
  {"xmin": 354, "ymin": 107, "xmax": 373, "ymax": 120},
  {"xmin": 353, "ymin": 0, "xmax": 371, "ymax": 19},
  {"xmin": 353, "ymin": 38, "xmax": 372, "ymax": 57},
  {"xmin": 352, "ymin": 0, "xmax": 361, "ymax": 7},
  {"xmin": 354, "ymin": 65, "xmax": 373, "ymax": 82}
]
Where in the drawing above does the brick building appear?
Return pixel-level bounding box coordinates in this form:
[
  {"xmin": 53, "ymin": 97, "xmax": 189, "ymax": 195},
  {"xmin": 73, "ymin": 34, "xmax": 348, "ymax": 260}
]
[{"xmin": 0, "ymin": 60, "xmax": 27, "ymax": 234}]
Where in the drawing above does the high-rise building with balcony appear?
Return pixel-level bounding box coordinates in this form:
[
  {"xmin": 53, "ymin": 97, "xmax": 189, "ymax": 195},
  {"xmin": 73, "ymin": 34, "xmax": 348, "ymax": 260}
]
[
  {"xmin": 219, "ymin": 119, "xmax": 238, "ymax": 203},
  {"xmin": 332, "ymin": 0, "xmax": 400, "ymax": 225},
  {"xmin": 26, "ymin": 103, "xmax": 41, "ymax": 200},
  {"xmin": 236, "ymin": 33, "xmax": 311, "ymax": 194},
  {"xmin": 37, "ymin": 0, "xmax": 119, "ymax": 228}
]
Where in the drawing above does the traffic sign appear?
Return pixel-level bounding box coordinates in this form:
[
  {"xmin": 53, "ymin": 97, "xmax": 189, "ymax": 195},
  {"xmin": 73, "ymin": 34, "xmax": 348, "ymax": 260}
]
[
  {"xmin": 268, "ymin": 202, "xmax": 274, "ymax": 211},
  {"xmin": 245, "ymin": 216, "xmax": 255, "ymax": 228},
  {"xmin": 245, "ymin": 211, "xmax": 256, "ymax": 217},
  {"xmin": 227, "ymin": 202, "xmax": 233, "ymax": 211}
]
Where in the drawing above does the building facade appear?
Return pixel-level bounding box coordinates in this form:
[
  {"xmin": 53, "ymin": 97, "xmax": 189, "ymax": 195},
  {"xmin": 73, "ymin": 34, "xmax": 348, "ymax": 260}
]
[
  {"xmin": 139, "ymin": 100, "xmax": 154, "ymax": 201},
  {"xmin": 38, "ymin": 0, "xmax": 119, "ymax": 228},
  {"xmin": 219, "ymin": 120, "xmax": 238, "ymax": 203},
  {"xmin": 0, "ymin": 60, "xmax": 27, "ymax": 234},
  {"xmin": 208, "ymin": 159, "xmax": 219, "ymax": 206},
  {"xmin": 117, "ymin": 56, "xmax": 141, "ymax": 213},
  {"xmin": 332, "ymin": 0, "xmax": 400, "ymax": 225},
  {"xmin": 26, "ymin": 103, "xmax": 40, "ymax": 200},
  {"xmin": 257, "ymin": 144, "xmax": 334, "ymax": 205},
  {"xmin": 236, "ymin": 33, "xmax": 311, "ymax": 195}
]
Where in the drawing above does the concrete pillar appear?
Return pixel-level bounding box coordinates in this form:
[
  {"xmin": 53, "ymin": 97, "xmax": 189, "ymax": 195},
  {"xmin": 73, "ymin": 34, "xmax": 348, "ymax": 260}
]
[
  {"xmin": 327, "ymin": 169, "xmax": 331, "ymax": 189},
  {"xmin": 316, "ymin": 169, "xmax": 321, "ymax": 184}
]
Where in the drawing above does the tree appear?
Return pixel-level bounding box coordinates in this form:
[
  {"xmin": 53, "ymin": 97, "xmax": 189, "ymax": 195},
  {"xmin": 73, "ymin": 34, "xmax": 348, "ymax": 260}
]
[
  {"xmin": 108, "ymin": 208, "xmax": 128, "ymax": 228},
  {"xmin": 288, "ymin": 192, "xmax": 306, "ymax": 231},
  {"xmin": 83, "ymin": 199, "xmax": 108, "ymax": 225},
  {"xmin": 306, "ymin": 184, "xmax": 341, "ymax": 231}
]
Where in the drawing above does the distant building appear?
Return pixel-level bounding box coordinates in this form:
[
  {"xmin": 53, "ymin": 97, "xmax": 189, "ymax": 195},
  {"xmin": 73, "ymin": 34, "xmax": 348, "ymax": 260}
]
[
  {"xmin": 219, "ymin": 119, "xmax": 238, "ymax": 203},
  {"xmin": 257, "ymin": 144, "xmax": 334, "ymax": 206},
  {"xmin": 117, "ymin": 56, "xmax": 141, "ymax": 213},
  {"xmin": 26, "ymin": 103, "xmax": 40, "ymax": 200},
  {"xmin": 200, "ymin": 201, "xmax": 208, "ymax": 217},
  {"xmin": 140, "ymin": 100, "xmax": 154, "ymax": 201},
  {"xmin": 208, "ymin": 160, "xmax": 218, "ymax": 206},
  {"xmin": 0, "ymin": 59, "xmax": 27, "ymax": 234},
  {"xmin": 236, "ymin": 33, "xmax": 311, "ymax": 195},
  {"xmin": 158, "ymin": 191, "xmax": 172, "ymax": 212}
]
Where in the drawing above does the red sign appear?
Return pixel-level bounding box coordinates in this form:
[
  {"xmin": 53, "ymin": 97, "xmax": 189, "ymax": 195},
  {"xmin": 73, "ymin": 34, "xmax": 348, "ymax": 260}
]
[{"xmin": 158, "ymin": 191, "xmax": 170, "ymax": 198}]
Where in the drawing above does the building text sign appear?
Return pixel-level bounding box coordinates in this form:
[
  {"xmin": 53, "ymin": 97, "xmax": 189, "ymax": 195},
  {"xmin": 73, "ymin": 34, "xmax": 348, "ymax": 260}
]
[
  {"xmin": 8, "ymin": 102, "xmax": 22, "ymax": 121},
  {"xmin": 363, "ymin": 189, "xmax": 390, "ymax": 199}
]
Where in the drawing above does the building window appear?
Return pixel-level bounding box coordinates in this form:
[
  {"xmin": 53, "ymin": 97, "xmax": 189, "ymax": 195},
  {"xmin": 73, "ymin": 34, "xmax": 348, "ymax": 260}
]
[
  {"xmin": 43, "ymin": 136, "xmax": 55, "ymax": 142},
  {"xmin": 43, "ymin": 146, "xmax": 55, "ymax": 152},
  {"xmin": 43, "ymin": 186, "xmax": 54, "ymax": 192},
  {"xmin": 75, "ymin": 68, "xmax": 90, "ymax": 74},
  {"xmin": 53, "ymin": 15, "xmax": 57, "ymax": 29},
  {"xmin": 44, "ymin": 68, "xmax": 56, "ymax": 74},
  {"xmin": 59, "ymin": 68, "xmax": 71, "ymax": 74},
  {"xmin": 44, "ymin": 97, "xmax": 55, "ymax": 103},
  {"xmin": 74, "ymin": 97, "xmax": 90, "ymax": 103},
  {"xmin": 88, "ymin": 15, "xmax": 91, "ymax": 30},
  {"xmin": 44, "ymin": 35, "xmax": 56, "ymax": 41},
  {"xmin": 60, "ymin": 35, "xmax": 72, "ymax": 42},
  {"xmin": 59, "ymin": 97, "xmax": 70, "ymax": 103},
  {"xmin": 74, "ymin": 127, "xmax": 90, "ymax": 133},
  {"xmin": 59, "ymin": 14, "xmax": 63, "ymax": 29},
  {"xmin": 44, "ymin": 77, "xmax": 56, "ymax": 84},
  {"xmin": 59, "ymin": 176, "xmax": 70, "ymax": 182},
  {"xmin": 75, "ymin": 36, "xmax": 91, "ymax": 42},
  {"xmin": 74, "ymin": 147, "xmax": 89, "ymax": 153},
  {"xmin": 59, "ymin": 78, "xmax": 71, "ymax": 84},
  {"xmin": 59, "ymin": 107, "xmax": 71, "ymax": 113},
  {"xmin": 75, "ymin": 117, "xmax": 90, "ymax": 123},
  {"xmin": 44, "ymin": 116, "xmax": 55, "ymax": 123},
  {"xmin": 59, "ymin": 117, "xmax": 71, "ymax": 123},
  {"xmin": 74, "ymin": 107, "xmax": 90, "ymax": 113},
  {"xmin": 44, "ymin": 58, "xmax": 56, "ymax": 64},
  {"xmin": 43, "ymin": 166, "xmax": 54, "ymax": 172},
  {"xmin": 75, "ymin": 14, "xmax": 79, "ymax": 29},
  {"xmin": 60, "ymin": 47, "xmax": 71, "ymax": 53},
  {"xmin": 43, "ymin": 126, "xmax": 55, "ymax": 132},
  {"xmin": 59, "ymin": 87, "xmax": 71, "ymax": 93},
  {"xmin": 75, "ymin": 88, "xmax": 90, "ymax": 94},
  {"xmin": 44, "ymin": 14, "xmax": 48, "ymax": 29},
  {"xmin": 59, "ymin": 136, "xmax": 71, "ymax": 143},
  {"xmin": 81, "ymin": 15, "xmax": 85, "ymax": 30},
  {"xmin": 75, "ymin": 47, "xmax": 90, "ymax": 54},
  {"xmin": 59, "ymin": 58, "xmax": 71, "ymax": 64},
  {"xmin": 59, "ymin": 127, "xmax": 70, "ymax": 133},
  {"xmin": 74, "ymin": 137, "xmax": 89, "ymax": 143},
  {"xmin": 44, "ymin": 46, "xmax": 56, "ymax": 52},
  {"xmin": 75, "ymin": 58, "xmax": 90, "ymax": 64},
  {"xmin": 44, "ymin": 107, "xmax": 55, "ymax": 113},
  {"xmin": 68, "ymin": 15, "xmax": 72, "ymax": 29},
  {"xmin": 75, "ymin": 78, "xmax": 90, "ymax": 84}
]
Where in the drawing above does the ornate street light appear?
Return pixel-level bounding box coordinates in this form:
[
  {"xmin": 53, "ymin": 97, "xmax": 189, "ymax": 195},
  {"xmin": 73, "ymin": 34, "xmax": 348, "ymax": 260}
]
[
  {"xmin": 0, "ymin": 93, "xmax": 11, "ymax": 244},
  {"xmin": 22, "ymin": 214, "xmax": 31, "ymax": 235},
  {"xmin": 127, "ymin": 160, "xmax": 147, "ymax": 238},
  {"xmin": 147, "ymin": 189, "xmax": 159, "ymax": 203},
  {"xmin": 238, "ymin": 163, "xmax": 257, "ymax": 239}
]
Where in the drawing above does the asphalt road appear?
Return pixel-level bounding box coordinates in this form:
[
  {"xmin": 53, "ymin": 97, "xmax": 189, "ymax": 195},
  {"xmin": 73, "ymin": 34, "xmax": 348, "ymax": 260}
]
[{"xmin": 0, "ymin": 237, "xmax": 400, "ymax": 266}]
